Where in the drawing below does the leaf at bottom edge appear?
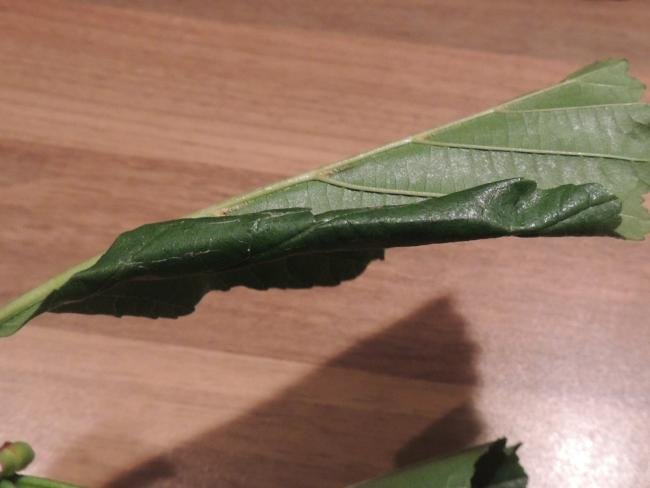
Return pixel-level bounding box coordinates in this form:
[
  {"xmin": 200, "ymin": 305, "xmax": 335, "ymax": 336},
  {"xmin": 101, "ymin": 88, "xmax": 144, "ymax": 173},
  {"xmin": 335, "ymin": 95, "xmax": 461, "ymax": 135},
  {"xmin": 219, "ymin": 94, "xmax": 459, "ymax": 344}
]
[{"xmin": 348, "ymin": 438, "xmax": 527, "ymax": 488}]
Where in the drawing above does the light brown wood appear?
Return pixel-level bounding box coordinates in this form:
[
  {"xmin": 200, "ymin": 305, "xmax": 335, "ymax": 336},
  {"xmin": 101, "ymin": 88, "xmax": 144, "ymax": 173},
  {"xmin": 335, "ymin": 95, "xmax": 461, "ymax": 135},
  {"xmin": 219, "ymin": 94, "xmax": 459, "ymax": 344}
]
[{"xmin": 1, "ymin": 1, "xmax": 649, "ymax": 486}]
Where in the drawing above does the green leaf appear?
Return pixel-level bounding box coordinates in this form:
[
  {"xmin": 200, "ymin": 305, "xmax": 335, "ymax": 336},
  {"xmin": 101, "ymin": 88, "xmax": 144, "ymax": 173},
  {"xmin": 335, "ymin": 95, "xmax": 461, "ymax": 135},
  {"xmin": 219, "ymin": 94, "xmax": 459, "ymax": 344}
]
[
  {"xmin": 347, "ymin": 438, "xmax": 527, "ymax": 488},
  {"xmin": 0, "ymin": 59, "xmax": 648, "ymax": 335}
]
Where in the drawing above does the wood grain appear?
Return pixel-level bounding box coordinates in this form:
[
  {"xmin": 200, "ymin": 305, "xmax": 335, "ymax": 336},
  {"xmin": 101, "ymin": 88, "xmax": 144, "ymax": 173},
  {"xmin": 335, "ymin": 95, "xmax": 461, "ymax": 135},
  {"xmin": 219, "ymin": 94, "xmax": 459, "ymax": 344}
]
[{"xmin": 1, "ymin": 1, "xmax": 649, "ymax": 486}]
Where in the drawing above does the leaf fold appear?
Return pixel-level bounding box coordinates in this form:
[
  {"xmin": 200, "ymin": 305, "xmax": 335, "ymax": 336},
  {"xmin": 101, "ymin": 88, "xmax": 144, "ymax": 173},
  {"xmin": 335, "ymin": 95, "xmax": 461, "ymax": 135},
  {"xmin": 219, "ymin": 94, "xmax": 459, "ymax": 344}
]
[{"xmin": 14, "ymin": 179, "xmax": 619, "ymax": 329}]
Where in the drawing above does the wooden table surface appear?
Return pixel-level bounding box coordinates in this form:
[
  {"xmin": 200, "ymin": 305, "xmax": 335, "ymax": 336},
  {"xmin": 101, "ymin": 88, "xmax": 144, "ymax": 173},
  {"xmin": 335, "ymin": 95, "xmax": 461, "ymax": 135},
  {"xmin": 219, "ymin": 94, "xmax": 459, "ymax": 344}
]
[{"xmin": 1, "ymin": 1, "xmax": 649, "ymax": 486}]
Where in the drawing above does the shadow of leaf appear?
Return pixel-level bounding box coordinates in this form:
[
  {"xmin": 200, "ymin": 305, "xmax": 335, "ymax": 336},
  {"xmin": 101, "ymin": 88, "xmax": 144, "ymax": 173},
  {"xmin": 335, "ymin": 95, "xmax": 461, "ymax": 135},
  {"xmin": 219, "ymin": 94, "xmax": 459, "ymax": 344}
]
[
  {"xmin": 104, "ymin": 296, "xmax": 482, "ymax": 487},
  {"xmin": 393, "ymin": 402, "xmax": 480, "ymax": 468}
]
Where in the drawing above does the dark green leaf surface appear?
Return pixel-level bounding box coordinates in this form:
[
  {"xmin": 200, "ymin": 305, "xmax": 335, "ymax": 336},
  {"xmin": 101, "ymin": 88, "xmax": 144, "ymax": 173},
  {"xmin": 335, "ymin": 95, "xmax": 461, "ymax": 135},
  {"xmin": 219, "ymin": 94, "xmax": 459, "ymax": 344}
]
[
  {"xmin": 29, "ymin": 179, "xmax": 620, "ymax": 324},
  {"xmin": 0, "ymin": 59, "xmax": 648, "ymax": 335},
  {"xmin": 348, "ymin": 438, "xmax": 527, "ymax": 488}
]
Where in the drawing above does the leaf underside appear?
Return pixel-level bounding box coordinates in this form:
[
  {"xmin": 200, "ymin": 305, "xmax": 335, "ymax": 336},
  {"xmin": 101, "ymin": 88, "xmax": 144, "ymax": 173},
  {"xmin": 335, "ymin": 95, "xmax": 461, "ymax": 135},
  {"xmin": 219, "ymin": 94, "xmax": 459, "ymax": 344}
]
[
  {"xmin": 0, "ymin": 59, "xmax": 648, "ymax": 335},
  {"xmin": 349, "ymin": 438, "xmax": 527, "ymax": 488},
  {"xmin": 234, "ymin": 59, "xmax": 650, "ymax": 240}
]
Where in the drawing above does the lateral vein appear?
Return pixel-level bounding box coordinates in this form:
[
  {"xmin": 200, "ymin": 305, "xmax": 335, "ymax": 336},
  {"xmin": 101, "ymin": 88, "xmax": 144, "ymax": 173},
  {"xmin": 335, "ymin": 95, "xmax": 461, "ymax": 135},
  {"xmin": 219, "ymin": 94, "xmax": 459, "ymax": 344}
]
[
  {"xmin": 315, "ymin": 176, "xmax": 446, "ymax": 198},
  {"xmin": 411, "ymin": 138, "xmax": 650, "ymax": 163},
  {"xmin": 497, "ymin": 102, "xmax": 646, "ymax": 113}
]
